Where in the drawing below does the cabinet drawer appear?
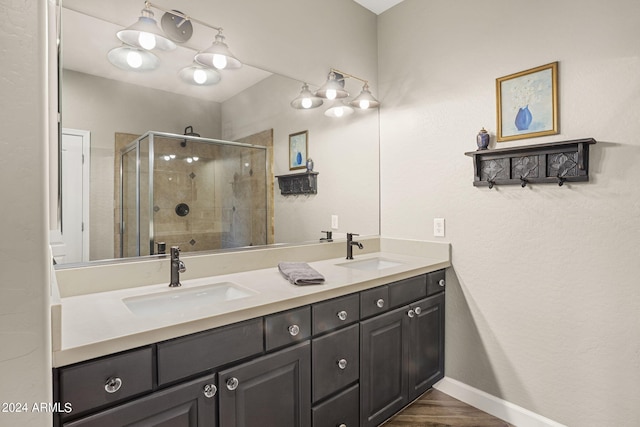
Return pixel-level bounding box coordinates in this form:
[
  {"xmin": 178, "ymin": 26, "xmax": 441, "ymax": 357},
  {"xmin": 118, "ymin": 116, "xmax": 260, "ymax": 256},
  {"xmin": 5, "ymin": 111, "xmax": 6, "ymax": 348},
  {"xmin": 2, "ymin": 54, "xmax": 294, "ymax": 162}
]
[
  {"xmin": 265, "ymin": 306, "xmax": 311, "ymax": 351},
  {"xmin": 360, "ymin": 285, "xmax": 389, "ymax": 319},
  {"xmin": 58, "ymin": 346, "xmax": 153, "ymax": 419},
  {"xmin": 388, "ymin": 275, "xmax": 427, "ymax": 308},
  {"xmin": 157, "ymin": 317, "xmax": 263, "ymax": 386},
  {"xmin": 63, "ymin": 373, "xmax": 217, "ymax": 427},
  {"xmin": 312, "ymin": 293, "xmax": 360, "ymax": 334},
  {"xmin": 312, "ymin": 324, "xmax": 359, "ymax": 402},
  {"xmin": 427, "ymin": 269, "xmax": 446, "ymax": 295},
  {"xmin": 312, "ymin": 383, "xmax": 359, "ymax": 427}
]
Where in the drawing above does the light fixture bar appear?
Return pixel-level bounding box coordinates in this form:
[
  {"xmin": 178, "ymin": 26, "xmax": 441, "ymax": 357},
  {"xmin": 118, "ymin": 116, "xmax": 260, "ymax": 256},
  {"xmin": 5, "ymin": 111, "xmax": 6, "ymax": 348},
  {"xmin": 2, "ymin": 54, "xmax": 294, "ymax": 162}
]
[{"xmin": 146, "ymin": 1, "xmax": 223, "ymax": 32}]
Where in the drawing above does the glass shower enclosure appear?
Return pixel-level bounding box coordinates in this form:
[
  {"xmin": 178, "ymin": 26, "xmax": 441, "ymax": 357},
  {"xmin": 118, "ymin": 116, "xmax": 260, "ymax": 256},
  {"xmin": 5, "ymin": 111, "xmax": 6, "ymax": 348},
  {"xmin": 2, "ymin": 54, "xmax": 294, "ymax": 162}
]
[{"xmin": 120, "ymin": 131, "xmax": 268, "ymax": 258}]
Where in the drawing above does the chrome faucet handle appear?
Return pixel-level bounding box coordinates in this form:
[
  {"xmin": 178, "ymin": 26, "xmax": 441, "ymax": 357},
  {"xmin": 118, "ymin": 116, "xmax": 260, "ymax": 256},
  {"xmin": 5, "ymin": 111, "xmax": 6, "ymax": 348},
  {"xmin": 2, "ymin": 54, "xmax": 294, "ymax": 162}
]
[{"xmin": 178, "ymin": 260, "xmax": 186, "ymax": 273}]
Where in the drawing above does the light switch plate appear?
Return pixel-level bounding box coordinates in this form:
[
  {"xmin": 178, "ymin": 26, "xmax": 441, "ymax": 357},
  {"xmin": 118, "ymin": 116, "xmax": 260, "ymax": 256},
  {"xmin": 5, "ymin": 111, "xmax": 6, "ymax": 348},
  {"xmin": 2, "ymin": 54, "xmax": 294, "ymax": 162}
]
[
  {"xmin": 331, "ymin": 215, "xmax": 339, "ymax": 230},
  {"xmin": 433, "ymin": 218, "xmax": 445, "ymax": 237}
]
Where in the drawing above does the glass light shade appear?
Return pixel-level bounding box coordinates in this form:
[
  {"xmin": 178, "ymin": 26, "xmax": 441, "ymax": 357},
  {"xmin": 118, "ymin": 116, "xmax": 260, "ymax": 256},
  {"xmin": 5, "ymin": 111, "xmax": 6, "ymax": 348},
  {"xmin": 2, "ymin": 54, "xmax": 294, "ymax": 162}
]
[
  {"xmin": 349, "ymin": 85, "xmax": 380, "ymax": 109},
  {"xmin": 108, "ymin": 45, "xmax": 159, "ymax": 71},
  {"xmin": 324, "ymin": 100, "xmax": 354, "ymax": 118},
  {"xmin": 179, "ymin": 63, "xmax": 222, "ymax": 85},
  {"xmin": 315, "ymin": 72, "xmax": 348, "ymax": 100},
  {"xmin": 117, "ymin": 8, "xmax": 176, "ymax": 51},
  {"xmin": 290, "ymin": 83, "xmax": 323, "ymax": 109},
  {"xmin": 194, "ymin": 32, "xmax": 242, "ymax": 70}
]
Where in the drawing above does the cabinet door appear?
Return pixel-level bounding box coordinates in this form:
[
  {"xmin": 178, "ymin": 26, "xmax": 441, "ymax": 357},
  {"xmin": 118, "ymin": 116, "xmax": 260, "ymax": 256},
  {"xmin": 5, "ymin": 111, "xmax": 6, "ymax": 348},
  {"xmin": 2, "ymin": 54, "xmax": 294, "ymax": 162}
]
[
  {"xmin": 408, "ymin": 292, "xmax": 445, "ymax": 400},
  {"xmin": 360, "ymin": 306, "xmax": 409, "ymax": 427},
  {"xmin": 63, "ymin": 373, "xmax": 217, "ymax": 427},
  {"xmin": 219, "ymin": 341, "xmax": 311, "ymax": 427}
]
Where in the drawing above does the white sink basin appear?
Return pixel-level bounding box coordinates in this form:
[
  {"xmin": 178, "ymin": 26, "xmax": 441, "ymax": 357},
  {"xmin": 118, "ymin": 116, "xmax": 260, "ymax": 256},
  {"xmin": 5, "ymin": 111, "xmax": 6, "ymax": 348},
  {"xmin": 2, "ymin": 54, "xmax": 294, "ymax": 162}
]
[
  {"xmin": 337, "ymin": 257, "xmax": 403, "ymax": 271},
  {"xmin": 123, "ymin": 282, "xmax": 257, "ymax": 316}
]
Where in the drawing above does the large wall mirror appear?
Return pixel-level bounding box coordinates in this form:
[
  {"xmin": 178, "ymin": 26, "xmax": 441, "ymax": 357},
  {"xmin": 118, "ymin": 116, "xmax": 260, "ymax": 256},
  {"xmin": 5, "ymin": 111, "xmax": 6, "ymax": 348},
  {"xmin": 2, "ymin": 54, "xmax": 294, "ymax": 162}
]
[{"xmin": 54, "ymin": 0, "xmax": 380, "ymax": 265}]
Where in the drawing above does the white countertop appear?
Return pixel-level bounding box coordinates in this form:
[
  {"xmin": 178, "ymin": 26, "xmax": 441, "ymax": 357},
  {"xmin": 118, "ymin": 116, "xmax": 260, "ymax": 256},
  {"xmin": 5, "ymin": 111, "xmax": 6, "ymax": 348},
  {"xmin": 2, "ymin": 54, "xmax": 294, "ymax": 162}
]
[{"xmin": 53, "ymin": 246, "xmax": 450, "ymax": 367}]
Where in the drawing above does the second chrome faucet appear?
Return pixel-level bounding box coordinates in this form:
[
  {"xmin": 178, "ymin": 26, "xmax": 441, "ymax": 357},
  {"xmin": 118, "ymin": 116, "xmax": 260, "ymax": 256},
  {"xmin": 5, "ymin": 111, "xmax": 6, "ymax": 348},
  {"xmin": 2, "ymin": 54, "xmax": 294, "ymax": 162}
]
[{"xmin": 346, "ymin": 233, "xmax": 363, "ymax": 259}]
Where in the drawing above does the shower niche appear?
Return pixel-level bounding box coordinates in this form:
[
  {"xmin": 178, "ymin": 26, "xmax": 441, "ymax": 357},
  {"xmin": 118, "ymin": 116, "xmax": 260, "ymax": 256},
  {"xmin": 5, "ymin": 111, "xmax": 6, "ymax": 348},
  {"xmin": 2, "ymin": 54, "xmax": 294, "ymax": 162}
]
[{"xmin": 118, "ymin": 131, "xmax": 270, "ymax": 258}]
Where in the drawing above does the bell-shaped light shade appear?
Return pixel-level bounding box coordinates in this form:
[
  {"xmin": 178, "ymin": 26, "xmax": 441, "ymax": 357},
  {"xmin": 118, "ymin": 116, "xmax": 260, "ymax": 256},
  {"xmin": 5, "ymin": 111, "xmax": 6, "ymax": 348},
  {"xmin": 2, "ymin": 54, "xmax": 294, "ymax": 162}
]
[
  {"xmin": 290, "ymin": 83, "xmax": 323, "ymax": 109},
  {"xmin": 179, "ymin": 62, "xmax": 222, "ymax": 85},
  {"xmin": 315, "ymin": 72, "xmax": 349, "ymax": 100},
  {"xmin": 117, "ymin": 7, "xmax": 176, "ymax": 51},
  {"xmin": 349, "ymin": 84, "xmax": 380, "ymax": 109},
  {"xmin": 194, "ymin": 31, "xmax": 242, "ymax": 70},
  {"xmin": 108, "ymin": 45, "xmax": 159, "ymax": 71},
  {"xmin": 324, "ymin": 100, "xmax": 354, "ymax": 118}
]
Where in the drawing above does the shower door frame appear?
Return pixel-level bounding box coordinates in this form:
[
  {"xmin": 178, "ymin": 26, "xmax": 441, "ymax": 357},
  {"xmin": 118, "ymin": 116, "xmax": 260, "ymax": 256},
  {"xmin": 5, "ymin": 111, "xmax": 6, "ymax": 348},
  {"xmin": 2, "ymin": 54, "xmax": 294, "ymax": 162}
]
[{"xmin": 120, "ymin": 131, "xmax": 269, "ymax": 258}]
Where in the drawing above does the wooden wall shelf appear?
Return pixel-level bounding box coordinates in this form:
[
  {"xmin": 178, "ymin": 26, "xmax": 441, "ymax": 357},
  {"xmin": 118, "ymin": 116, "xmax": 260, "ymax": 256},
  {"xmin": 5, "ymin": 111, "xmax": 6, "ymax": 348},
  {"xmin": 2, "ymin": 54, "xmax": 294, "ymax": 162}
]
[
  {"xmin": 276, "ymin": 171, "xmax": 318, "ymax": 195},
  {"xmin": 464, "ymin": 138, "xmax": 596, "ymax": 188}
]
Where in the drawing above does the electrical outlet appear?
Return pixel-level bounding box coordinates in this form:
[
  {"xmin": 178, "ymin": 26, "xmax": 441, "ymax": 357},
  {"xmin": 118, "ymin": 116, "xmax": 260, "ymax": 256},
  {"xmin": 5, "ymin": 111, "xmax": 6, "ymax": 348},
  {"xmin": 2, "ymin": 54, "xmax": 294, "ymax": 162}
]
[
  {"xmin": 331, "ymin": 215, "xmax": 339, "ymax": 230},
  {"xmin": 433, "ymin": 218, "xmax": 445, "ymax": 237}
]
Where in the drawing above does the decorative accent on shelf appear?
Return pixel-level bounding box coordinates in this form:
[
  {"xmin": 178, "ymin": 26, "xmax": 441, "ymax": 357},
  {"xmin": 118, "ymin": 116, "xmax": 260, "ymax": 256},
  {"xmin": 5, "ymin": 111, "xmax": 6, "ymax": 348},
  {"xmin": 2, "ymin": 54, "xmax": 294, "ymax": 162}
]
[
  {"xmin": 464, "ymin": 138, "xmax": 596, "ymax": 188},
  {"xmin": 476, "ymin": 127, "xmax": 490, "ymax": 150},
  {"xmin": 276, "ymin": 171, "xmax": 319, "ymax": 195}
]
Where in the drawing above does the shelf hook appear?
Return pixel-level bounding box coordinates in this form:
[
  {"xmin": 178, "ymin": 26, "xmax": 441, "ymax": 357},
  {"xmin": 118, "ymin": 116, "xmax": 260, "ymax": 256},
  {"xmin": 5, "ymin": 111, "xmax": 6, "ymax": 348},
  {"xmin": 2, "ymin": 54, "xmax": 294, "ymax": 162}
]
[
  {"xmin": 487, "ymin": 179, "xmax": 495, "ymax": 189},
  {"xmin": 519, "ymin": 176, "xmax": 528, "ymax": 188},
  {"xmin": 557, "ymin": 175, "xmax": 567, "ymax": 186}
]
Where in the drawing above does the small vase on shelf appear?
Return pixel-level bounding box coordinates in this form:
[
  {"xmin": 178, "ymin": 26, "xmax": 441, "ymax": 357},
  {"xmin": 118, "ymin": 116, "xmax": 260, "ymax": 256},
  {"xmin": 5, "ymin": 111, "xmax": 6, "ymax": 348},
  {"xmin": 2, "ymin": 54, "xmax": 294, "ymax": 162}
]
[{"xmin": 476, "ymin": 128, "xmax": 490, "ymax": 150}]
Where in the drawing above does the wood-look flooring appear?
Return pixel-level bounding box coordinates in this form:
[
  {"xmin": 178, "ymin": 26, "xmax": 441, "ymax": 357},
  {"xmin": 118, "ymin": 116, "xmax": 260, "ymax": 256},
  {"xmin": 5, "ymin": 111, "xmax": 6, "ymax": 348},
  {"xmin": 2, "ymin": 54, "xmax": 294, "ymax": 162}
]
[{"xmin": 383, "ymin": 389, "xmax": 516, "ymax": 427}]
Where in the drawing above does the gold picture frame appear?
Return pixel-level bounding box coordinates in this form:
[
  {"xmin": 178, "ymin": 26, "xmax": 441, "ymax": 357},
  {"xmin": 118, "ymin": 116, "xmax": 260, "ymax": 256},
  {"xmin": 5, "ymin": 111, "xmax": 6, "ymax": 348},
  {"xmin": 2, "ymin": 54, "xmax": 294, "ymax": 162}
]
[
  {"xmin": 496, "ymin": 62, "xmax": 558, "ymax": 142},
  {"xmin": 289, "ymin": 130, "xmax": 308, "ymax": 170}
]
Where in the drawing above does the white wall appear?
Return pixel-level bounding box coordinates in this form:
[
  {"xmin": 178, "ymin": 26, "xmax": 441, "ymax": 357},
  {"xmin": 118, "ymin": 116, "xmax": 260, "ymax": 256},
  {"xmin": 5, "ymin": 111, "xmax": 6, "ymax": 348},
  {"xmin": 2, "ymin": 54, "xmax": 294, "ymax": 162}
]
[
  {"xmin": 378, "ymin": 0, "xmax": 640, "ymax": 425},
  {"xmin": 0, "ymin": 0, "xmax": 52, "ymax": 425}
]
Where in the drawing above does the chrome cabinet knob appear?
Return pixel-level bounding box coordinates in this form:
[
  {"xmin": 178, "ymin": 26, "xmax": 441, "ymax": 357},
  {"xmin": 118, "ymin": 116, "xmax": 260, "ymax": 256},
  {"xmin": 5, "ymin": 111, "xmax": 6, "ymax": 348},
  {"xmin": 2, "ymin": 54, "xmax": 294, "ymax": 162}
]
[
  {"xmin": 339, "ymin": 424, "xmax": 347, "ymax": 427},
  {"xmin": 104, "ymin": 377, "xmax": 122, "ymax": 394},
  {"xmin": 438, "ymin": 279, "xmax": 445, "ymax": 287},
  {"xmin": 337, "ymin": 310, "xmax": 348, "ymax": 321},
  {"xmin": 337, "ymin": 358, "xmax": 348, "ymax": 370},
  {"xmin": 407, "ymin": 309, "xmax": 415, "ymax": 318},
  {"xmin": 226, "ymin": 377, "xmax": 239, "ymax": 391},
  {"xmin": 203, "ymin": 384, "xmax": 217, "ymax": 398},
  {"xmin": 414, "ymin": 306, "xmax": 422, "ymax": 315},
  {"xmin": 376, "ymin": 298, "xmax": 385, "ymax": 308},
  {"xmin": 288, "ymin": 324, "xmax": 300, "ymax": 336}
]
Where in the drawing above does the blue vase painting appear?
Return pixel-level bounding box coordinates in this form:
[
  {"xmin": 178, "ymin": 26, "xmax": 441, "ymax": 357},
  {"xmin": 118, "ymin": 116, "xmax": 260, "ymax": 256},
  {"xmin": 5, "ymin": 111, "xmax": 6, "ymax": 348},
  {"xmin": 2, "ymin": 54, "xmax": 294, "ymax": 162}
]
[{"xmin": 515, "ymin": 105, "xmax": 533, "ymax": 131}]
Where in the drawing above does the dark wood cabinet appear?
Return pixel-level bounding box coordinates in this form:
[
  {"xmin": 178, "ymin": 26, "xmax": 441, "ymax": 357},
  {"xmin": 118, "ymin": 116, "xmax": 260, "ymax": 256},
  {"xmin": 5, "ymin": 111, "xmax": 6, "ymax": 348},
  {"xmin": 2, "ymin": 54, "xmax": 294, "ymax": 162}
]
[
  {"xmin": 218, "ymin": 341, "xmax": 311, "ymax": 427},
  {"xmin": 55, "ymin": 270, "xmax": 446, "ymax": 427},
  {"xmin": 63, "ymin": 373, "xmax": 217, "ymax": 427},
  {"xmin": 360, "ymin": 292, "xmax": 445, "ymax": 427}
]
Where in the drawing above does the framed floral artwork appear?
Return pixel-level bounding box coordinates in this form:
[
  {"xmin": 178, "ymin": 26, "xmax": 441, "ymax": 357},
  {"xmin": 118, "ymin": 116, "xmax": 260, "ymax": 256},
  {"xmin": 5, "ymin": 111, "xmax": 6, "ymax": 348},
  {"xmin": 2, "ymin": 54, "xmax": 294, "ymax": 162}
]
[
  {"xmin": 289, "ymin": 130, "xmax": 308, "ymax": 170},
  {"xmin": 496, "ymin": 62, "xmax": 558, "ymax": 142}
]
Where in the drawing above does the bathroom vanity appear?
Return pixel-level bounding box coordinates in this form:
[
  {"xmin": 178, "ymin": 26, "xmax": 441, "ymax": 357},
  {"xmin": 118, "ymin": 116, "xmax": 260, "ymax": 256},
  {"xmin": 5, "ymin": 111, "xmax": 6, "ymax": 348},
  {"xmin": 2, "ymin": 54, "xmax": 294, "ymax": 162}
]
[{"xmin": 51, "ymin": 239, "xmax": 450, "ymax": 427}]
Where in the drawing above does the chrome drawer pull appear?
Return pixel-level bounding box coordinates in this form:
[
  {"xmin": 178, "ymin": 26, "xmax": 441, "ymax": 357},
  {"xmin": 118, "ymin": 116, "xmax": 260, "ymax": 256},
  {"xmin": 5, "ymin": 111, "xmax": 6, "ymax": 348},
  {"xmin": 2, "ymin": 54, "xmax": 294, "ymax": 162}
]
[
  {"xmin": 288, "ymin": 324, "xmax": 300, "ymax": 336},
  {"xmin": 376, "ymin": 298, "xmax": 385, "ymax": 308},
  {"xmin": 339, "ymin": 424, "xmax": 347, "ymax": 427},
  {"xmin": 337, "ymin": 358, "xmax": 348, "ymax": 370},
  {"xmin": 337, "ymin": 310, "xmax": 348, "ymax": 321},
  {"xmin": 414, "ymin": 306, "xmax": 422, "ymax": 315},
  {"xmin": 438, "ymin": 279, "xmax": 445, "ymax": 287},
  {"xmin": 226, "ymin": 377, "xmax": 239, "ymax": 391},
  {"xmin": 407, "ymin": 309, "xmax": 415, "ymax": 318},
  {"xmin": 104, "ymin": 377, "xmax": 122, "ymax": 394},
  {"xmin": 203, "ymin": 384, "xmax": 217, "ymax": 398}
]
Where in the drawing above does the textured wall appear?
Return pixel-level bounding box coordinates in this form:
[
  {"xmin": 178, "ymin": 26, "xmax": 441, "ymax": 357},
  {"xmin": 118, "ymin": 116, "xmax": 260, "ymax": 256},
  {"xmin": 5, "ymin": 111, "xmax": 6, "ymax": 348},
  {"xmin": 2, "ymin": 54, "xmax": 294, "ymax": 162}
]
[
  {"xmin": 0, "ymin": 0, "xmax": 52, "ymax": 425},
  {"xmin": 378, "ymin": 0, "xmax": 640, "ymax": 425}
]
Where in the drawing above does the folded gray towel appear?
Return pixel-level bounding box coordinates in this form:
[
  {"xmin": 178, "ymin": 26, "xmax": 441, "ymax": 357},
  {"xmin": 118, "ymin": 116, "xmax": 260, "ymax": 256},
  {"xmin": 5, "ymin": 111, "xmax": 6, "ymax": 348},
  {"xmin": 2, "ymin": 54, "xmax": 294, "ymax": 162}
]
[{"xmin": 278, "ymin": 262, "xmax": 325, "ymax": 286}]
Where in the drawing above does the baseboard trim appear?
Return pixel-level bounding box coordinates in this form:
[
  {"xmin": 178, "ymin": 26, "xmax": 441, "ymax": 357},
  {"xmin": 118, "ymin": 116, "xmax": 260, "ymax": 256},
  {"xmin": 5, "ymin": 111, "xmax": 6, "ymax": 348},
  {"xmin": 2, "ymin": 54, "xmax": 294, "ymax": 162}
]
[{"xmin": 434, "ymin": 377, "xmax": 567, "ymax": 427}]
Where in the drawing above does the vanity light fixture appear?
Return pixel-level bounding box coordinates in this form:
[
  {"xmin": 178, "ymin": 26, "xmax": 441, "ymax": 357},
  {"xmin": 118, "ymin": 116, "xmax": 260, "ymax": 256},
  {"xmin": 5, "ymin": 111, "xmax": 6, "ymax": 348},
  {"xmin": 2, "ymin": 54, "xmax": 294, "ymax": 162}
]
[
  {"xmin": 290, "ymin": 83, "xmax": 324, "ymax": 109},
  {"xmin": 194, "ymin": 30, "xmax": 242, "ymax": 70},
  {"xmin": 315, "ymin": 71, "xmax": 349, "ymax": 100},
  {"xmin": 298, "ymin": 68, "xmax": 380, "ymax": 116},
  {"xmin": 108, "ymin": 2, "xmax": 242, "ymax": 80},
  {"xmin": 324, "ymin": 100, "xmax": 355, "ymax": 118},
  {"xmin": 116, "ymin": 2, "xmax": 176, "ymax": 52},
  {"xmin": 108, "ymin": 44, "xmax": 159, "ymax": 71},
  {"xmin": 178, "ymin": 62, "xmax": 221, "ymax": 85}
]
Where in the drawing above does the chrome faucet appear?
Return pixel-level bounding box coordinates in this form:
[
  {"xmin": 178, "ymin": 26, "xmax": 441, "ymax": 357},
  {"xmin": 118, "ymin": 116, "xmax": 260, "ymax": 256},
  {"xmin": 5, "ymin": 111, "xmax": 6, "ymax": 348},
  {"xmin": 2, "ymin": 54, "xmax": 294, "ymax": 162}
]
[
  {"xmin": 346, "ymin": 233, "xmax": 363, "ymax": 259},
  {"xmin": 169, "ymin": 246, "xmax": 186, "ymax": 287}
]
